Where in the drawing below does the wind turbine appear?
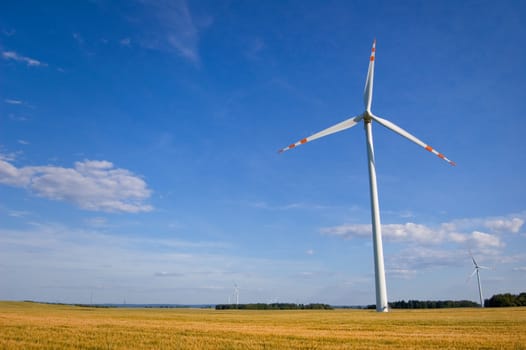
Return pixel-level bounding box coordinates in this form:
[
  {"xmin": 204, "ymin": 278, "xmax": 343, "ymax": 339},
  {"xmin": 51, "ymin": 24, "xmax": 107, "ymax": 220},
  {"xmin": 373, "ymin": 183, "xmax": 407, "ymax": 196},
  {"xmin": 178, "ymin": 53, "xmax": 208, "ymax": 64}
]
[
  {"xmin": 278, "ymin": 40, "xmax": 455, "ymax": 312},
  {"xmin": 470, "ymin": 253, "xmax": 488, "ymax": 308},
  {"xmin": 231, "ymin": 283, "xmax": 239, "ymax": 306}
]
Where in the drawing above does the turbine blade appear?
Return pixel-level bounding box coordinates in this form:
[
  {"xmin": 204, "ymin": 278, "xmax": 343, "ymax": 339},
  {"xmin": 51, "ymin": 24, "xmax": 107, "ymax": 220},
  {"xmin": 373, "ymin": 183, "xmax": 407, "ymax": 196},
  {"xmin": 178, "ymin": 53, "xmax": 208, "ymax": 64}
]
[
  {"xmin": 467, "ymin": 269, "xmax": 477, "ymax": 282},
  {"xmin": 278, "ymin": 115, "xmax": 363, "ymax": 153},
  {"xmin": 363, "ymin": 39, "xmax": 376, "ymax": 112},
  {"xmin": 469, "ymin": 250, "xmax": 479, "ymax": 267},
  {"xmin": 371, "ymin": 115, "xmax": 456, "ymax": 166}
]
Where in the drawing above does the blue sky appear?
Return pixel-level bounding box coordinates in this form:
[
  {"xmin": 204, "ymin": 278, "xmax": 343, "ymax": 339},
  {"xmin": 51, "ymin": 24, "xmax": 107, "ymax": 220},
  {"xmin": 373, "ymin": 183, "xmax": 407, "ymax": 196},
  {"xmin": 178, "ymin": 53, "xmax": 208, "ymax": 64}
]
[{"xmin": 1, "ymin": 0, "xmax": 525, "ymax": 306}]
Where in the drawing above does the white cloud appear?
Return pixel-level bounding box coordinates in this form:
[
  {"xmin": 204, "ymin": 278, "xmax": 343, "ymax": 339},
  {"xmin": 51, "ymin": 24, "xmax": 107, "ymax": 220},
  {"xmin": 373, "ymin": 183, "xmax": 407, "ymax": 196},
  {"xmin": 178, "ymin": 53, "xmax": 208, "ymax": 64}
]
[
  {"xmin": 0, "ymin": 157, "xmax": 152, "ymax": 213},
  {"xmin": 305, "ymin": 249, "xmax": 314, "ymax": 255},
  {"xmin": 439, "ymin": 215, "xmax": 525, "ymax": 234},
  {"xmin": 17, "ymin": 140, "xmax": 29, "ymax": 145},
  {"xmin": 322, "ymin": 214, "xmax": 514, "ymax": 249},
  {"xmin": 2, "ymin": 51, "xmax": 47, "ymax": 67},
  {"xmin": 321, "ymin": 222, "xmax": 441, "ymax": 243},
  {"xmin": 321, "ymin": 223, "xmax": 370, "ymax": 238},
  {"xmin": 484, "ymin": 218, "xmax": 524, "ymax": 233},
  {"xmin": 448, "ymin": 232, "xmax": 468, "ymax": 243},
  {"xmin": 471, "ymin": 231, "xmax": 503, "ymax": 248},
  {"xmin": 383, "ymin": 223, "xmax": 439, "ymax": 243},
  {"xmin": 448, "ymin": 231, "xmax": 503, "ymax": 248}
]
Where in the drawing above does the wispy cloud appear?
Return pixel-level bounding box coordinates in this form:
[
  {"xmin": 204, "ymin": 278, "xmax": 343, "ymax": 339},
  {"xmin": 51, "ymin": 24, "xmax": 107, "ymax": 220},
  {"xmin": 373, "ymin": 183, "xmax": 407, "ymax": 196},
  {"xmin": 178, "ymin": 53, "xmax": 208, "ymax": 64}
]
[
  {"xmin": 0, "ymin": 223, "xmax": 317, "ymax": 304},
  {"xmin": 71, "ymin": 32, "xmax": 97, "ymax": 56},
  {"xmin": 84, "ymin": 217, "xmax": 109, "ymax": 228},
  {"xmin": 4, "ymin": 98, "xmax": 23, "ymax": 105},
  {"xmin": 5, "ymin": 99, "xmax": 34, "ymax": 109},
  {"xmin": 387, "ymin": 244, "xmax": 526, "ymax": 281},
  {"xmin": 120, "ymin": 37, "xmax": 131, "ymax": 47},
  {"xmin": 133, "ymin": 0, "xmax": 211, "ymax": 64},
  {"xmin": 2, "ymin": 51, "xmax": 47, "ymax": 67},
  {"xmin": 8, "ymin": 210, "xmax": 31, "ymax": 218},
  {"xmin": 2, "ymin": 29, "xmax": 16, "ymax": 37},
  {"xmin": 244, "ymin": 37, "xmax": 266, "ymax": 60},
  {"xmin": 322, "ymin": 222, "xmax": 441, "ymax": 244},
  {"xmin": 387, "ymin": 268, "xmax": 417, "ymax": 279},
  {"xmin": 388, "ymin": 247, "xmax": 466, "ymax": 273},
  {"xmin": 72, "ymin": 32, "xmax": 84, "ymax": 45},
  {"xmin": 383, "ymin": 209, "xmax": 415, "ymax": 219},
  {"xmin": 248, "ymin": 200, "xmax": 331, "ymax": 211},
  {"xmin": 0, "ymin": 150, "xmax": 20, "ymax": 162},
  {"xmin": 8, "ymin": 113, "xmax": 29, "ymax": 122},
  {"xmin": 0, "ymin": 156, "xmax": 152, "ymax": 213},
  {"xmin": 155, "ymin": 271, "xmax": 184, "ymax": 277}
]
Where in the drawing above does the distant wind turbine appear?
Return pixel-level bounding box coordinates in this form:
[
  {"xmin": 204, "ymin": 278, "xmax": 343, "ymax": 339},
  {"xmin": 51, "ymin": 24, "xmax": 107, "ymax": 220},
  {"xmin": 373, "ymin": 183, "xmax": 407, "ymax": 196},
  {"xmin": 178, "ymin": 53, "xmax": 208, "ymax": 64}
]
[
  {"xmin": 470, "ymin": 253, "xmax": 489, "ymax": 308},
  {"xmin": 234, "ymin": 283, "xmax": 239, "ymax": 305},
  {"xmin": 279, "ymin": 40, "xmax": 455, "ymax": 312},
  {"xmin": 228, "ymin": 283, "xmax": 239, "ymax": 305}
]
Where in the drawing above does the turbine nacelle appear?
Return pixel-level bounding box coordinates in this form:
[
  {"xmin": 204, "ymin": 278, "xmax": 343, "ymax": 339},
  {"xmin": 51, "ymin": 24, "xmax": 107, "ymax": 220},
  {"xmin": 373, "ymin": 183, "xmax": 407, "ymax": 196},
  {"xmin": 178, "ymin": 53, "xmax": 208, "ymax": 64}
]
[{"xmin": 362, "ymin": 111, "xmax": 374, "ymax": 123}]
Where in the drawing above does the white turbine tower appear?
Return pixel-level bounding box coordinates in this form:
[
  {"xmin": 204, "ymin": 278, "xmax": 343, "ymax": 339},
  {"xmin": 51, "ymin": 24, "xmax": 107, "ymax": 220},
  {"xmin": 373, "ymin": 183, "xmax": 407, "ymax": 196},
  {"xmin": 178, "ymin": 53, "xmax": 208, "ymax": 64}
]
[
  {"xmin": 233, "ymin": 283, "xmax": 239, "ymax": 306},
  {"xmin": 470, "ymin": 253, "xmax": 488, "ymax": 308},
  {"xmin": 279, "ymin": 40, "xmax": 455, "ymax": 312}
]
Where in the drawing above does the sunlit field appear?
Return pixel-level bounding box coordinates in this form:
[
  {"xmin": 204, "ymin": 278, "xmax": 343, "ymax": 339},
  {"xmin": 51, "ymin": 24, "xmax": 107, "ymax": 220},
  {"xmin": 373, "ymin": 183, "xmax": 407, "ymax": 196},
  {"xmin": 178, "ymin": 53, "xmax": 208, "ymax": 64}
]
[{"xmin": 1, "ymin": 301, "xmax": 525, "ymax": 349}]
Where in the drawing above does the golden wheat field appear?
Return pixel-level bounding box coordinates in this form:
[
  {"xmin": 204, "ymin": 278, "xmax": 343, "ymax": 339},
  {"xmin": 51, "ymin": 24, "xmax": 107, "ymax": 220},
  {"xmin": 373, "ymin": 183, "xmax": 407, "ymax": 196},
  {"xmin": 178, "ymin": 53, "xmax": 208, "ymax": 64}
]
[{"xmin": 0, "ymin": 301, "xmax": 525, "ymax": 349}]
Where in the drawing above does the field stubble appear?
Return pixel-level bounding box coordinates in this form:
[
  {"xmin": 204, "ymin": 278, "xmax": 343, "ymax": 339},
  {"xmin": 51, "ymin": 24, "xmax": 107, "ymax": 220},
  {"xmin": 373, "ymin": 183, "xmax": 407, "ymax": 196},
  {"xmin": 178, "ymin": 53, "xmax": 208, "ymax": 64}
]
[{"xmin": 0, "ymin": 302, "xmax": 525, "ymax": 349}]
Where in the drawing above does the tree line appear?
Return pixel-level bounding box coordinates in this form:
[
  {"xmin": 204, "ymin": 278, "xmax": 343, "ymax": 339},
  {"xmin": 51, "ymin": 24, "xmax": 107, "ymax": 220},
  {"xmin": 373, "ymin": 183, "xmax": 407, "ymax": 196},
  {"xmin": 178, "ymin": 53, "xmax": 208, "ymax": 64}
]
[
  {"xmin": 364, "ymin": 292, "xmax": 526, "ymax": 309},
  {"xmin": 215, "ymin": 303, "xmax": 333, "ymax": 310},
  {"xmin": 378, "ymin": 300, "xmax": 479, "ymax": 309},
  {"xmin": 484, "ymin": 293, "xmax": 526, "ymax": 307}
]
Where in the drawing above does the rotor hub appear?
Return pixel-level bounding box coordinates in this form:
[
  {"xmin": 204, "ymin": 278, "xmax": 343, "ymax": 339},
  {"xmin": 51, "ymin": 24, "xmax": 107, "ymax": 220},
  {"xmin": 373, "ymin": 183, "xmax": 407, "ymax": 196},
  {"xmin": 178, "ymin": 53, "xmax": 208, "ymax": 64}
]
[{"xmin": 363, "ymin": 111, "xmax": 373, "ymax": 123}]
